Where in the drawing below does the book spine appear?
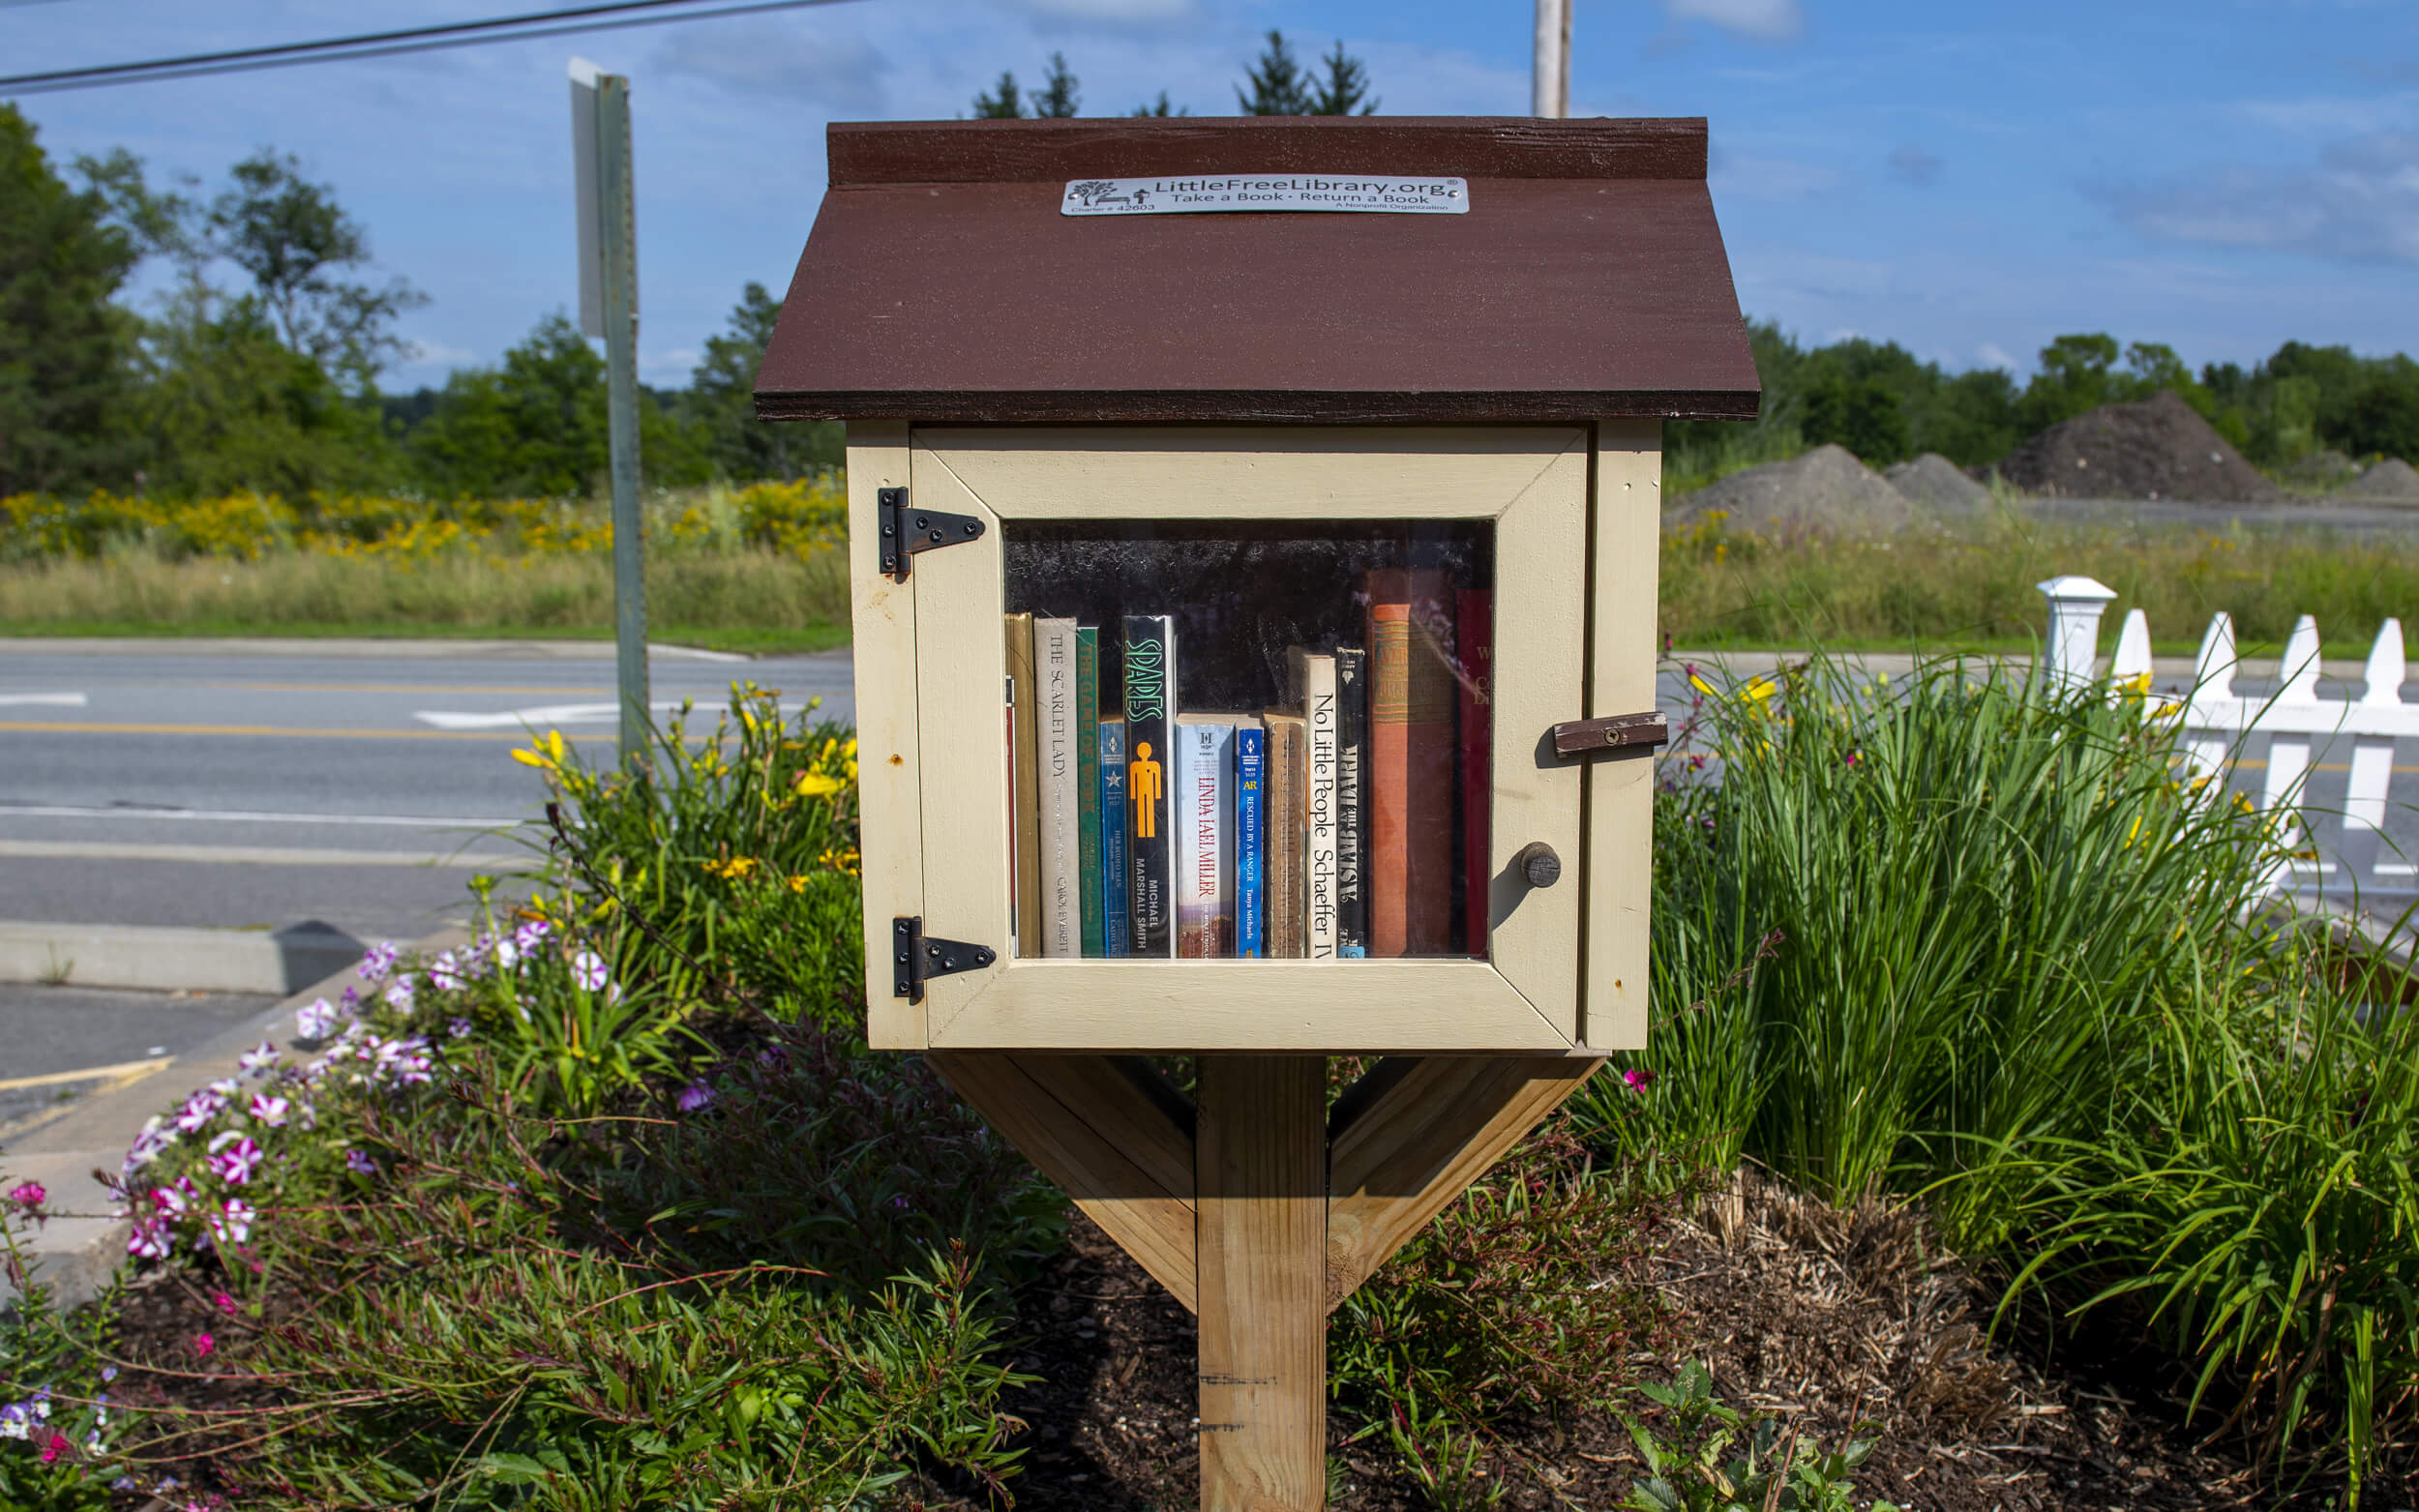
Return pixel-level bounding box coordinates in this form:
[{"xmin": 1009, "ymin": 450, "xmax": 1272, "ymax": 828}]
[
  {"xmin": 1097, "ymin": 718, "xmax": 1131, "ymax": 958},
  {"xmin": 1174, "ymin": 718, "xmax": 1236, "ymax": 958},
  {"xmin": 1457, "ymin": 590, "xmax": 1493, "ymax": 959},
  {"xmin": 1292, "ymin": 649, "xmax": 1340, "ymax": 961},
  {"xmin": 1332, "ymin": 646, "xmax": 1370, "ymax": 959},
  {"xmin": 1075, "ymin": 627, "xmax": 1104, "ymax": 958},
  {"xmin": 1235, "ymin": 723, "xmax": 1266, "ymax": 959},
  {"xmin": 1365, "ymin": 571, "xmax": 1455, "ymax": 957},
  {"xmin": 1262, "ymin": 714, "xmax": 1305, "ymax": 958},
  {"xmin": 1005, "ymin": 612, "xmax": 1040, "ymax": 959},
  {"xmin": 1034, "ymin": 619, "xmax": 1082, "ymax": 959},
  {"xmin": 1122, "ymin": 614, "xmax": 1177, "ymax": 958}
]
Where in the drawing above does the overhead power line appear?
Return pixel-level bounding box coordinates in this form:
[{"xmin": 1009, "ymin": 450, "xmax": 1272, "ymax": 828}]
[{"xmin": 0, "ymin": 0, "xmax": 866, "ymax": 95}]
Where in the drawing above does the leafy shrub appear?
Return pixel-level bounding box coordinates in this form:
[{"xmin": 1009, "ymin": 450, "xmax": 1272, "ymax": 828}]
[
  {"xmin": 1620, "ymin": 1361, "xmax": 1899, "ymax": 1512},
  {"xmin": 1330, "ymin": 1129, "xmax": 1674, "ymax": 1506},
  {"xmin": 521, "ymin": 685, "xmax": 867, "ymax": 1029}
]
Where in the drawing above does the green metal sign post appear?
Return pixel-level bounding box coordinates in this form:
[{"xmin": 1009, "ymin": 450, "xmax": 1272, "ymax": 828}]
[{"xmin": 572, "ymin": 57, "xmax": 649, "ymax": 768}]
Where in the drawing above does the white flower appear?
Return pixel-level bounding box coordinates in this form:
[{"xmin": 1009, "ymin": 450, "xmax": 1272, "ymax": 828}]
[
  {"xmin": 208, "ymin": 1198, "xmax": 254, "ymax": 1246},
  {"xmin": 428, "ymin": 951, "xmax": 462, "ymax": 992},
  {"xmin": 237, "ymin": 1040, "xmax": 280, "ymax": 1078},
  {"xmin": 207, "ymin": 1077, "xmax": 240, "ymax": 1098},
  {"xmin": 295, "ymin": 998, "xmax": 339, "ymax": 1039},
  {"xmin": 249, "ymin": 1093, "xmax": 290, "ymax": 1127},
  {"xmin": 384, "ymin": 977, "xmax": 416, "ymax": 1011},
  {"xmin": 571, "ymin": 951, "xmax": 610, "ymax": 992}
]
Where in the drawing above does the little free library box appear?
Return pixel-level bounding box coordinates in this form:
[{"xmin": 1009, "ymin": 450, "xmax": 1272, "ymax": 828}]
[{"xmin": 759, "ymin": 114, "xmax": 1755, "ymax": 1511}]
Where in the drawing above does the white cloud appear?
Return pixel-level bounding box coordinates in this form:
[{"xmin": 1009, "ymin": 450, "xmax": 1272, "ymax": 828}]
[
  {"xmin": 1888, "ymin": 143, "xmax": 1942, "ymax": 187},
  {"xmin": 649, "ymin": 18, "xmax": 890, "ymax": 114},
  {"xmin": 2238, "ymin": 91, "xmax": 2417, "ymax": 135},
  {"xmin": 1662, "ymin": 0, "xmax": 1805, "ymax": 44},
  {"xmin": 401, "ymin": 340, "xmax": 478, "ymax": 370},
  {"xmin": 1977, "ymin": 342, "xmax": 2016, "ymax": 371},
  {"xmin": 2091, "ymin": 132, "xmax": 2419, "ymax": 265},
  {"xmin": 1712, "ymin": 152, "xmax": 1846, "ymax": 202},
  {"xmin": 1003, "ymin": 0, "xmax": 1195, "ymax": 21}
]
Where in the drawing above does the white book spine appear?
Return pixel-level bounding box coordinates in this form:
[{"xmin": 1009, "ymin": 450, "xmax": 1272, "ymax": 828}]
[
  {"xmin": 1173, "ymin": 716, "xmax": 1237, "ymax": 958},
  {"xmin": 1035, "ymin": 618, "xmax": 1084, "ymax": 959},
  {"xmin": 1297, "ymin": 656, "xmax": 1340, "ymax": 961}
]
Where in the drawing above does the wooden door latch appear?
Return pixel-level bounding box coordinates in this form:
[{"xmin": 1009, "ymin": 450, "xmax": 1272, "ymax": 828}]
[{"xmin": 1548, "ymin": 710, "xmax": 1668, "ymax": 760}]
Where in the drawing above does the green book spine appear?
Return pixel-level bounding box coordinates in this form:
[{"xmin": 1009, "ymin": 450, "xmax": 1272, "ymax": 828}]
[{"xmin": 1075, "ymin": 627, "xmax": 1105, "ymax": 957}]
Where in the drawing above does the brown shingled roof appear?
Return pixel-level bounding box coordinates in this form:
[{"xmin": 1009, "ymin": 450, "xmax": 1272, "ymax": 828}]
[{"xmin": 754, "ymin": 116, "xmax": 1759, "ymax": 426}]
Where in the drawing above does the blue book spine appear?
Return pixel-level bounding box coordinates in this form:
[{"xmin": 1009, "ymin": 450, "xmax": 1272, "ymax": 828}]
[
  {"xmin": 1235, "ymin": 724, "xmax": 1267, "ymax": 959},
  {"xmin": 1098, "ymin": 718, "xmax": 1132, "ymax": 958}
]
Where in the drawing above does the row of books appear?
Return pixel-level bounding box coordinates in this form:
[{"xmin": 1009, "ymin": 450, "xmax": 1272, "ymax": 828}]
[{"xmin": 1005, "ymin": 570, "xmax": 1491, "ymax": 960}]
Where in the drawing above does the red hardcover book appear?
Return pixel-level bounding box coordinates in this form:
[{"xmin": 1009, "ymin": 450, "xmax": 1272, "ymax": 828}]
[
  {"xmin": 1457, "ymin": 589, "xmax": 1492, "ymax": 959},
  {"xmin": 1364, "ymin": 569, "xmax": 1454, "ymax": 957}
]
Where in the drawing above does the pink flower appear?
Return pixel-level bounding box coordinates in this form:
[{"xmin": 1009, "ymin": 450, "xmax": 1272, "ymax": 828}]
[
  {"xmin": 5, "ymin": 1180, "xmax": 45, "ymax": 1208},
  {"xmin": 40, "ymin": 1431, "xmax": 68, "ymax": 1463},
  {"xmin": 212, "ymin": 1290, "xmax": 238, "ymax": 1317},
  {"xmin": 248, "ymin": 1093, "xmax": 290, "ymax": 1127},
  {"xmin": 237, "ymin": 1039, "xmax": 280, "ymax": 1077},
  {"xmin": 192, "ymin": 1333, "xmax": 214, "ymax": 1358},
  {"xmin": 127, "ymin": 1216, "xmax": 173, "ymax": 1260},
  {"xmin": 173, "ymin": 1088, "xmax": 224, "ymax": 1134},
  {"xmin": 295, "ymin": 996, "xmax": 339, "ymax": 1039},
  {"xmin": 1622, "ymin": 1068, "xmax": 1657, "ymax": 1092},
  {"xmin": 209, "ymin": 1138, "xmax": 264, "ymax": 1186},
  {"xmin": 513, "ymin": 919, "xmax": 551, "ymax": 954},
  {"xmin": 151, "ymin": 1177, "xmax": 195, "ymax": 1217},
  {"xmin": 345, "ymin": 1149, "xmax": 378, "ymax": 1177},
  {"xmin": 571, "ymin": 951, "xmax": 610, "ymax": 992},
  {"xmin": 208, "ymin": 1198, "xmax": 254, "ymax": 1246}
]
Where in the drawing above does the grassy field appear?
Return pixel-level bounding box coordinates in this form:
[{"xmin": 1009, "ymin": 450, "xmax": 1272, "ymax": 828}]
[
  {"xmin": 1662, "ymin": 508, "xmax": 2419, "ymax": 653},
  {"xmin": 4, "ymin": 482, "xmax": 2413, "ymax": 657}
]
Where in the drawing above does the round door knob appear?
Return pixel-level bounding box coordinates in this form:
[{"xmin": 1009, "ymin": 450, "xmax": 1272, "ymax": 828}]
[{"xmin": 1516, "ymin": 842, "xmax": 1561, "ymax": 889}]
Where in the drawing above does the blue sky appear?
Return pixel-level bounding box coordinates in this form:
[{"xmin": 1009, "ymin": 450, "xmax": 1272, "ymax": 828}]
[{"xmin": 8, "ymin": 0, "xmax": 2416, "ymax": 391}]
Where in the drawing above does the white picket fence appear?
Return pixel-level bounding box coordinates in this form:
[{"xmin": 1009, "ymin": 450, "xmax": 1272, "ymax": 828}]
[{"xmin": 2040, "ymin": 576, "xmax": 2419, "ymax": 895}]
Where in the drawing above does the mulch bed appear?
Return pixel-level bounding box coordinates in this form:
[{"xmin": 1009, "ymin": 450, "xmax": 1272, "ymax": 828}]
[{"xmin": 914, "ymin": 1167, "xmax": 2389, "ymax": 1512}]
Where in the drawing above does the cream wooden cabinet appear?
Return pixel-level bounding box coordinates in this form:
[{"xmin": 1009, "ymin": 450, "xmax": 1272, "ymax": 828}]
[{"xmin": 846, "ymin": 421, "xmax": 1662, "ymax": 1053}]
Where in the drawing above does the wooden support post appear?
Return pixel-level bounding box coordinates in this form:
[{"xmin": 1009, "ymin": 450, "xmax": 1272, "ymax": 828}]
[{"xmin": 1197, "ymin": 1055, "xmax": 1328, "ymax": 1512}]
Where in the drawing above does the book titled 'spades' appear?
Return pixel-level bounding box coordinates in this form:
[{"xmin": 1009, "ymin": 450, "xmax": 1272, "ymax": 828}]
[{"xmin": 1121, "ymin": 615, "xmax": 1177, "ymax": 957}]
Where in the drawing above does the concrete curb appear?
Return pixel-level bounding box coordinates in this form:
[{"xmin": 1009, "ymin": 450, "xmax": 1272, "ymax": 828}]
[
  {"xmin": 0, "ymin": 637, "xmax": 751, "ymax": 662},
  {"xmin": 1, "ymin": 926, "xmax": 467, "ymax": 1310},
  {"xmin": 0, "ymin": 919, "xmax": 366, "ymax": 994}
]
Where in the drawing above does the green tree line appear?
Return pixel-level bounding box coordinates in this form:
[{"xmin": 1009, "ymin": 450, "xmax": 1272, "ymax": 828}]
[
  {"xmin": 1672, "ymin": 321, "xmax": 2419, "ymax": 483},
  {"xmin": 0, "ymin": 104, "xmax": 834, "ymax": 501}
]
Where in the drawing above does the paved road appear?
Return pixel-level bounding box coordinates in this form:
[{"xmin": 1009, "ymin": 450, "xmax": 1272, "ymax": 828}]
[
  {"xmin": 0, "ymin": 641, "xmax": 856, "ymax": 941},
  {"xmin": 0, "ymin": 983, "xmax": 271, "ymax": 1131}
]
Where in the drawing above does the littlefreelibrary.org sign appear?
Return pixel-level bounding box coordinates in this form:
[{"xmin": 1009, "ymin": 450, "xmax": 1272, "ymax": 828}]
[{"xmin": 1061, "ymin": 175, "xmax": 1470, "ymax": 217}]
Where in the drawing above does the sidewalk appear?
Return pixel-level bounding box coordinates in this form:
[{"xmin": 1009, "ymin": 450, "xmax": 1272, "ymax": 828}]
[{"xmin": 2, "ymin": 928, "xmax": 463, "ymax": 1310}]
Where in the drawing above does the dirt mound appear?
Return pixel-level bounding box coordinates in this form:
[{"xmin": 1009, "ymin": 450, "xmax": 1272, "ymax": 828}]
[
  {"xmin": 2344, "ymin": 457, "xmax": 2419, "ymax": 501},
  {"xmin": 1885, "ymin": 452, "xmax": 1994, "ymax": 514},
  {"xmin": 1994, "ymin": 390, "xmax": 2282, "ymax": 502},
  {"xmin": 1673, "ymin": 444, "xmax": 1921, "ymax": 537}
]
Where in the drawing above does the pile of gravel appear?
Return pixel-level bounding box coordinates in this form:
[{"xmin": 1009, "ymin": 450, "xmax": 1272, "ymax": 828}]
[
  {"xmin": 1884, "ymin": 453, "xmax": 1993, "ymax": 515},
  {"xmin": 2344, "ymin": 457, "xmax": 2419, "ymax": 501},
  {"xmin": 1993, "ymin": 390, "xmax": 2282, "ymax": 502},
  {"xmin": 1670, "ymin": 443, "xmax": 1920, "ymax": 537}
]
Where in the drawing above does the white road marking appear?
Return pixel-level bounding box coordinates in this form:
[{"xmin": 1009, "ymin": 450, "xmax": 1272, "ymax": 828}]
[
  {"xmin": 412, "ymin": 697, "xmax": 838, "ymax": 730},
  {"xmin": 0, "ymin": 693, "xmax": 87, "ymax": 707},
  {"xmin": 413, "ymin": 699, "xmax": 685, "ymax": 730},
  {"xmin": 0, "ymin": 804, "xmax": 525, "ymax": 828},
  {"xmin": 0, "ymin": 840, "xmax": 537, "ymax": 870}
]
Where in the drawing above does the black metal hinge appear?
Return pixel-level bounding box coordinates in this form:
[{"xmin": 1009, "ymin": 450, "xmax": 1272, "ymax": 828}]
[
  {"xmin": 878, "ymin": 487, "xmax": 986, "ymax": 582},
  {"xmin": 892, "ymin": 916, "xmax": 997, "ymax": 1003}
]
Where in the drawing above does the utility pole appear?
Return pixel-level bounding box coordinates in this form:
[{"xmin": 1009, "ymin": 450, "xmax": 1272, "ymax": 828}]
[
  {"xmin": 571, "ymin": 56, "xmax": 650, "ymax": 769},
  {"xmin": 1533, "ymin": 0, "xmax": 1569, "ymax": 118}
]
